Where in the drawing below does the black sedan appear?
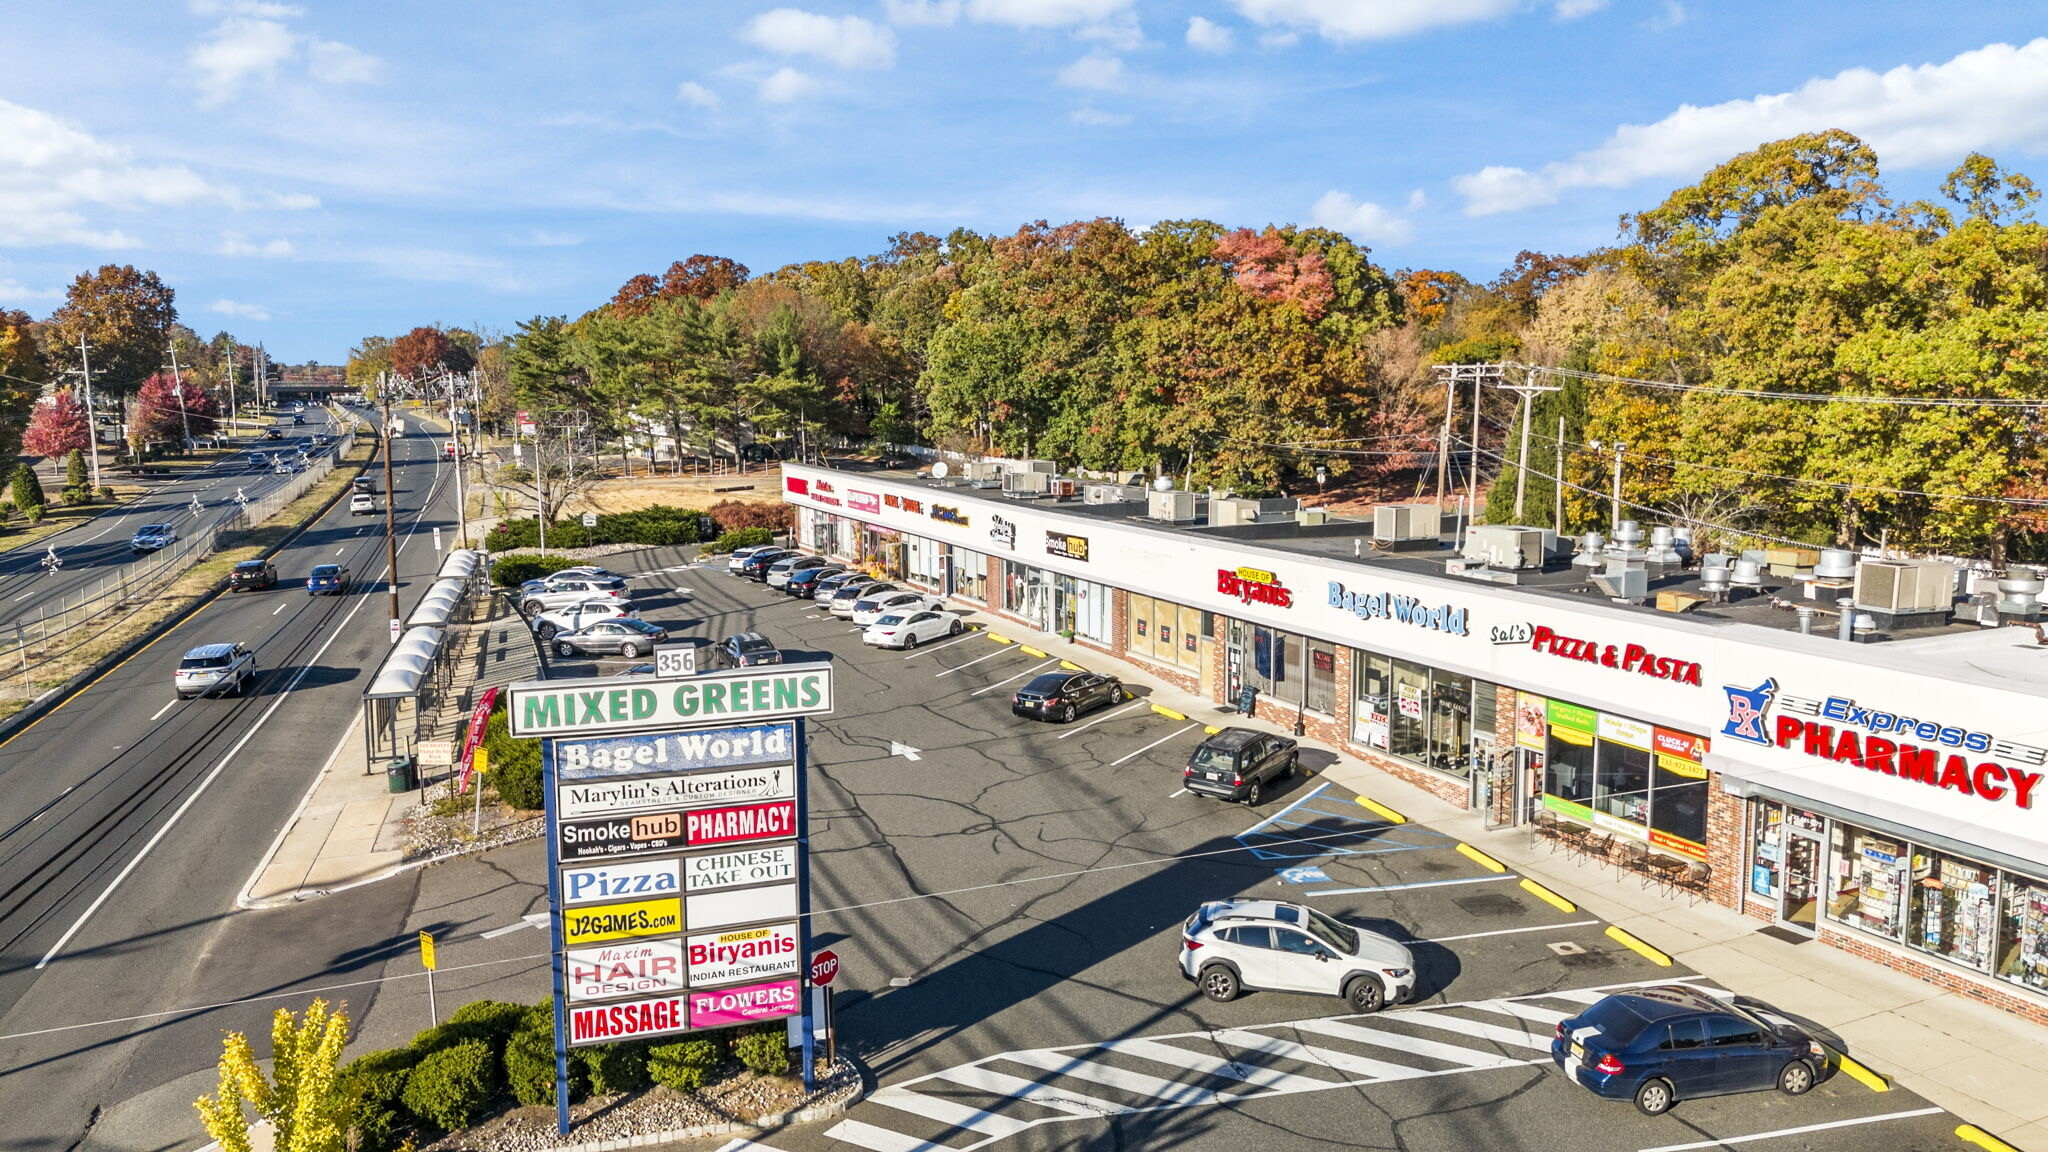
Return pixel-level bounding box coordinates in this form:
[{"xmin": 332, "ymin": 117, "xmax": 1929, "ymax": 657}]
[
  {"xmin": 552, "ymin": 617, "xmax": 669, "ymax": 659},
  {"xmin": 1552, "ymin": 984, "xmax": 1832, "ymax": 1116},
  {"xmin": 1011, "ymin": 671, "xmax": 1127, "ymax": 723}
]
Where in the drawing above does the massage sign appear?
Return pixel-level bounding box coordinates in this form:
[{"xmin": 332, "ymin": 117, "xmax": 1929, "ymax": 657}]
[{"xmin": 509, "ymin": 664, "xmax": 834, "ymax": 1136}]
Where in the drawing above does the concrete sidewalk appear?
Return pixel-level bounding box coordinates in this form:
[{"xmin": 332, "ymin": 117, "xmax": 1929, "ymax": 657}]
[{"xmin": 950, "ymin": 604, "xmax": 2047, "ymax": 1152}]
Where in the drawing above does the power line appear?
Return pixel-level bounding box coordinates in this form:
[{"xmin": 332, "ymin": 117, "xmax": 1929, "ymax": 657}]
[{"xmin": 1534, "ymin": 364, "xmax": 2048, "ymax": 410}]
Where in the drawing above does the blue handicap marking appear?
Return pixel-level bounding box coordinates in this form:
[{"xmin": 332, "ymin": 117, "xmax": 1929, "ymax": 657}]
[{"xmin": 1278, "ymin": 865, "xmax": 1330, "ymax": 884}]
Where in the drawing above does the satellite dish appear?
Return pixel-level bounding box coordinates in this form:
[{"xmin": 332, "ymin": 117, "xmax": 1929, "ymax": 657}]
[
  {"xmin": 1152, "ymin": 476, "xmax": 1174, "ymax": 491},
  {"xmin": 930, "ymin": 461, "xmax": 950, "ymax": 479}
]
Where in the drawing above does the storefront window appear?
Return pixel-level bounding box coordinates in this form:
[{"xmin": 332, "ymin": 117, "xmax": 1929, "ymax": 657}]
[
  {"xmin": 1129, "ymin": 596, "xmax": 1204, "ymax": 672},
  {"xmin": 1306, "ymin": 642, "xmax": 1336, "ymax": 716},
  {"xmin": 1544, "ymin": 705, "xmax": 1596, "ymax": 804},
  {"xmin": 1998, "ymin": 875, "xmax": 2048, "ymax": 994},
  {"xmin": 1246, "ymin": 625, "xmax": 1294, "ymax": 697},
  {"xmin": 905, "ymin": 535, "xmax": 944, "ymax": 587},
  {"xmin": 1428, "ymin": 671, "xmax": 1471, "ymax": 776},
  {"xmin": 1908, "ymin": 852, "xmax": 1998, "ymax": 971},
  {"xmin": 1388, "ymin": 658, "xmax": 1427, "ymax": 763},
  {"xmin": 1072, "ymin": 577, "xmax": 1112, "ymax": 643},
  {"xmin": 1351, "ymin": 652, "xmax": 1389, "ymax": 748},
  {"xmin": 952, "ymin": 547, "xmax": 988, "ymax": 603},
  {"xmin": 1826, "ymin": 825, "xmax": 1907, "ymax": 940},
  {"xmin": 1751, "ymin": 802, "xmax": 1783, "ymax": 899},
  {"xmin": 1649, "ymin": 756, "xmax": 1708, "ymax": 853},
  {"xmin": 1001, "ymin": 560, "xmax": 1031, "ymax": 615}
]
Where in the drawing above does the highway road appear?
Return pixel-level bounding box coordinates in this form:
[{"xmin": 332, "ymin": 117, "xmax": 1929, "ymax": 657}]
[
  {"xmin": 0, "ymin": 407, "xmax": 461, "ymax": 1151},
  {"xmin": 0, "ymin": 404, "xmax": 346, "ymax": 631}
]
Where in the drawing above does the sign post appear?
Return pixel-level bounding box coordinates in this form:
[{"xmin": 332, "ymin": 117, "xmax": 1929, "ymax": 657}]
[
  {"xmin": 420, "ymin": 931, "xmax": 439, "ymax": 1025},
  {"xmin": 470, "ymin": 746, "xmax": 490, "ymax": 835}
]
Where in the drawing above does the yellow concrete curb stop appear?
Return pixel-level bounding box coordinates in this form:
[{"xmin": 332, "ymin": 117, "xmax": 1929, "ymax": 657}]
[
  {"xmin": 1518, "ymin": 878, "xmax": 1576, "ymax": 912},
  {"xmin": 1058, "ymin": 660, "xmax": 1083, "ymax": 670},
  {"xmin": 1955, "ymin": 1125, "xmax": 2019, "ymax": 1152},
  {"xmin": 1354, "ymin": 796, "xmax": 1406, "ymax": 824},
  {"xmin": 1151, "ymin": 704, "xmax": 1188, "ymax": 721},
  {"xmin": 1603, "ymin": 925, "xmax": 1671, "ymax": 966},
  {"xmin": 1019, "ymin": 645, "xmax": 1049, "ymax": 658},
  {"xmin": 987, "ymin": 634, "xmax": 1013, "ymax": 645},
  {"xmin": 1203, "ymin": 725, "xmax": 1222, "ymax": 735},
  {"xmin": 1828, "ymin": 1049, "xmax": 1889, "ymax": 1092},
  {"xmin": 1456, "ymin": 843, "xmax": 1507, "ymax": 873}
]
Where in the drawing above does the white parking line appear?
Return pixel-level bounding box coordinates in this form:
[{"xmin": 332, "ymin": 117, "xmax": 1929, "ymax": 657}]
[
  {"xmin": 1054, "ymin": 698, "xmax": 1147, "ymax": 739},
  {"xmin": 901, "ymin": 631, "xmax": 983, "ymax": 660},
  {"xmin": 935, "ymin": 647, "xmax": 1017, "ymax": 678},
  {"xmin": 1635, "ymin": 1109, "xmax": 1944, "ymax": 1152},
  {"xmin": 1169, "ymin": 787, "xmax": 1187, "ymax": 797},
  {"xmin": 1109, "ymin": 723, "xmax": 1200, "ymax": 767},
  {"xmin": 968, "ymin": 659, "xmax": 1058, "ymax": 696},
  {"xmin": 1420, "ymin": 921, "xmax": 1602, "ymax": 944}
]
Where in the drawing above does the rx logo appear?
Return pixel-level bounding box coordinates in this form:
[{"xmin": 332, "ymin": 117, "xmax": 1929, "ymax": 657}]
[{"xmin": 1721, "ymin": 678, "xmax": 1778, "ymax": 746}]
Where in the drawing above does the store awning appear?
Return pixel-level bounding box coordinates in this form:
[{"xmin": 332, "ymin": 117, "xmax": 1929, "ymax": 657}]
[
  {"xmin": 1709, "ymin": 751, "xmax": 2043, "ymax": 878},
  {"xmin": 405, "ymin": 577, "xmax": 469, "ymax": 628},
  {"xmin": 365, "ymin": 626, "xmax": 445, "ymax": 699},
  {"xmin": 438, "ymin": 548, "xmax": 484, "ymax": 581}
]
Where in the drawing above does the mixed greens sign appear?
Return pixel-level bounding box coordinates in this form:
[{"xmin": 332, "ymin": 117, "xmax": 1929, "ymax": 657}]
[{"xmin": 510, "ymin": 664, "xmax": 832, "ymax": 738}]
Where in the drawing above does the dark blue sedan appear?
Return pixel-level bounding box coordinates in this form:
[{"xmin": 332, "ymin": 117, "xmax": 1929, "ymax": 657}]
[
  {"xmin": 1552, "ymin": 984, "xmax": 1832, "ymax": 1116},
  {"xmin": 306, "ymin": 563, "xmax": 351, "ymax": 595},
  {"xmin": 783, "ymin": 563, "xmax": 847, "ymax": 598}
]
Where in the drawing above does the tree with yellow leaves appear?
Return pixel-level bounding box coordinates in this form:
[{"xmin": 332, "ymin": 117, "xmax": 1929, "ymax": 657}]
[{"xmin": 194, "ymin": 999, "xmax": 353, "ymax": 1152}]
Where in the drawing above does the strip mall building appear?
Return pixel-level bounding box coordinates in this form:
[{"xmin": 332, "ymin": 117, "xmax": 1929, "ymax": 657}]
[{"xmin": 781, "ymin": 462, "xmax": 2048, "ymax": 1026}]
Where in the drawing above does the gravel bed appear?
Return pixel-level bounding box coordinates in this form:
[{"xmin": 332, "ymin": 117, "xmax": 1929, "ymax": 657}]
[
  {"xmin": 421, "ymin": 1057, "xmax": 862, "ymax": 1151},
  {"xmin": 401, "ymin": 791, "xmax": 544, "ymax": 861}
]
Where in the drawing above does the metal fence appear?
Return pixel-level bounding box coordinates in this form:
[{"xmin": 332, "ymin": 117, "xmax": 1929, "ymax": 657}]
[{"xmin": 1, "ymin": 416, "xmax": 360, "ymax": 679}]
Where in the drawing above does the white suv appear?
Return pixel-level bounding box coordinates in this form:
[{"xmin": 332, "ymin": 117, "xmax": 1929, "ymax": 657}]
[
  {"xmin": 519, "ymin": 575, "xmax": 627, "ymax": 615},
  {"xmin": 1179, "ymin": 899, "xmax": 1416, "ymax": 1013},
  {"xmin": 175, "ymin": 642, "xmax": 258, "ymax": 699}
]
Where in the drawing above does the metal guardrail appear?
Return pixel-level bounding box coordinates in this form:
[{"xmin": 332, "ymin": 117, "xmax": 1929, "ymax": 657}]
[{"xmin": 0, "ymin": 420, "xmax": 359, "ymax": 683}]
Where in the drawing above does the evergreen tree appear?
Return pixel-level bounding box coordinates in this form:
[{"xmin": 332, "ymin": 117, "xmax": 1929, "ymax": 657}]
[
  {"xmin": 65, "ymin": 449, "xmax": 88, "ymax": 491},
  {"xmin": 11, "ymin": 463, "xmax": 47, "ymax": 511}
]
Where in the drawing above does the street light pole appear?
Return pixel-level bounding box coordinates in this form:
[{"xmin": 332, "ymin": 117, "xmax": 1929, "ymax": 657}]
[
  {"xmin": 76, "ymin": 337, "xmax": 103, "ymax": 491},
  {"xmin": 382, "ymin": 373, "xmax": 402, "ymax": 641}
]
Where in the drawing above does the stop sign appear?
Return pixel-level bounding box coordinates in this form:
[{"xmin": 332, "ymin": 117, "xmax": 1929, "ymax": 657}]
[{"xmin": 810, "ymin": 950, "xmax": 841, "ymax": 987}]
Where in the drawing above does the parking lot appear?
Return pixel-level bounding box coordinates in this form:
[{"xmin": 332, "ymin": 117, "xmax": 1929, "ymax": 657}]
[{"xmin": 517, "ymin": 548, "xmax": 1970, "ymax": 1152}]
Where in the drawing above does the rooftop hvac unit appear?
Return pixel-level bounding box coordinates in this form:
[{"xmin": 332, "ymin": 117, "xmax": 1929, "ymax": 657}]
[
  {"xmin": 1083, "ymin": 483, "xmax": 1145, "ymax": 505},
  {"xmin": 1854, "ymin": 558, "xmax": 1956, "ymax": 615},
  {"xmin": 1298, "ymin": 507, "xmax": 1329, "ymax": 526},
  {"xmin": 1114, "ymin": 471, "xmax": 1146, "ymax": 486},
  {"xmin": 1149, "ymin": 489, "xmax": 1199, "ymax": 522},
  {"xmin": 965, "ymin": 461, "xmax": 1005, "ymax": 488},
  {"xmin": 1212, "ymin": 497, "xmax": 1301, "ymax": 526},
  {"xmin": 1047, "ymin": 478, "xmax": 1078, "ymax": 500},
  {"xmin": 1373, "ymin": 502, "xmax": 1441, "ymax": 542},
  {"xmin": 1014, "ymin": 458, "xmax": 1058, "ymax": 474},
  {"xmin": 1590, "ymin": 562, "xmax": 1649, "ymax": 602},
  {"xmin": 1002, "ymin": 470, "xmax": 1051, "ymax": 495},
  {"xmin": 1461, "ymin": 525, "xmax": 1549, "ymax": 570}
]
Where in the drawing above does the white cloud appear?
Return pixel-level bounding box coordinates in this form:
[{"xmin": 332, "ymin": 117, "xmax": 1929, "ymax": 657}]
[
  {"xmin": 269, "ymin": 192, "xmax": 321, "ymax": 210},
  {"xmin": 1454, "ymin": 37, "xmax": 2048, "ymax": 215},
  {"xmin": 1258, "ymin": 30, "xmax": 1299, "ymax": 48},
  {"xmin": 676, "ymin": 81, "xmax": 720, "ymax": 109},
  {"xmin": 307, "ymin": 37, "xmax": 381, "ymax": 83},
  {"xmin": 1076, "ymin": 13, "xmax": 1145, "ymax": 51},
  {"xmin": 884, "ymin": 0, "xmax": 1133, "ymax": 28},
  {"xmin": 218, "ymin": 232, "xmax": 294, "ymax": 257},
  {"xmin": 1555, "ymin": 0, "xmax": 1607, "ymax": 16},
  {"xmin": 516, "ymin": 229, "xmax": 583, "ymax": 247},
  {"xmin": 0, "ymin": 98, "xmax": 239, "ymax": 247},
  {"xmin": 1310, "ymin": 189, "xmax": 1421, "ymax": 245},
  {"xmin": 0, "ymin": 278, "xmax": 62, "ymax": 301},
  {"xmin": 1186, "ymin": 16, "xmax": 1235, "ymax": 52},
  {"xmin": 209, "ymin": 298, "xmax": 271, "ymax": 321},
  {"xmin": 1057, "ymin": 53, "xmax": 1125, "ymax": 91},
  {"xmin": 191, "ymin": 17, "xmax": 298, "ymax": 104},
  {"xmin": 1647, "ymin": 1, "xmax": 1686, "ymax": 29},
  {"xmin": 1070, "ymin": 106, "xmax": 1132, "ymax": 126},
  {"xmin": 1226, "ymin": 0, "xmax": 1517, "ymax": 42},
  {"xmin": 882, "ymin": 0, "xmax": 961, "ymax": 25},
  {"xmin": 190, "ymin": 0, "xmax": 304, "ymax": 16},
  {"xmin": 743, "ymin": 9, "xmax": 896, "ymax": 69},
  {"xmin": 759, "ymin": 67, "xmax": 821, "ymax": 103}
]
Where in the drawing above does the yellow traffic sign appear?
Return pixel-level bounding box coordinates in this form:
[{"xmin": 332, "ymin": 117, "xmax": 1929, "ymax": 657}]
[
  {"xmin": 419, "ymin": 930, "xmax": 437, "ymax": 970},
  {"xmin": 473, "ymin": 747, "xmax": 489, "ymax": 774}
]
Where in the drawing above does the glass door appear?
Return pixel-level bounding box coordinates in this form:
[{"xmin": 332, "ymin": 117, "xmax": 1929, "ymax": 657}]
[{"xmin": 1781, "ymin": 833, "xmax": 1820, "ymax": 932}]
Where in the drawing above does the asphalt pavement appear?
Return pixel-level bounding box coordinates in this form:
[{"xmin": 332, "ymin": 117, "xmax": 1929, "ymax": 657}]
[{"xmin": 0, "ymin": 410, "xmax": 459, "ymax": 1152}]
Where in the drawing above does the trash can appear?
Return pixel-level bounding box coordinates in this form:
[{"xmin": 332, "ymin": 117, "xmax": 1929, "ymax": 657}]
[{"xmin": 385, "ymin": 755, "xmax": 418, "ymax": 794}]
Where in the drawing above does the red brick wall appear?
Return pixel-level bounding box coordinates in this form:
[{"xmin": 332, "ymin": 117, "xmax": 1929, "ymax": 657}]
[
  {"xmin": 1703, "ymin": 777, "xmax": 1746, "ymax": 912},
  {"xmin": 1822, "ymin": 928, "xmax": 2048, "ymax": 1027}
]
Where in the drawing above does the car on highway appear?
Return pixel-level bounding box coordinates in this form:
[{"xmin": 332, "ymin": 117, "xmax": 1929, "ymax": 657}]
[
  {"xmin": 851, "ymin": 590, "xmax": 938, "ymax": 626},
  {"xmin": 725, "ymin": 544, "xmax": 781, "ymax": 574},
  {"xmin": 228, "ymin": 560, "xmax": 277, "ymax": 592},
  {"xmin": 715, "ymin": 632, "xmax": 782, "ymax": 668},
  {"xmin": 349, "ymin": 492, "xmax": 376, "ymax": 515},
  {"xmin": 306, "ymin": 564, "xmax": 350, "ymax": 595},
  {"xmin": 765, "ymin": 554, "xmax": 830, "ymax": 588},
  {"xmin": 784, "ymin": 564, "xmax": 848, "ymax": 598},
  {"xmin": 552, "ymin": 617, "xmax": 669, "ymax": 659},
  {"xmin": 249, "ymin": 452, "xmax": 270, "ymax": 469},
  {"xmin": 351, "ymin": 476, "xmax": 374, "ymax": 494},
  {"xmin": 827, "ymin": 580, "xmax": 899, "ymax": 618},
  {"xmin": 863, "ymin": 608, "xmax": 964, "ymax": 650},
  {"xmin": 292, "ymin": 414, "xmax": 305, "ymax": 425},
  {"xmin": 131, "ymin": 524, "xmax": 178, "ymax": 552},
  {"xmin": 1183, "ymin": 727, "xmax": 1299, "ymax": 805},
  {"xmin": 174, "ymin": 642, "xmax": 257, "ymax": 699},
  {"xmin": 531, "ymin": 598, "xmax": 637, "ymax": 639},
  {"xmin": 519, "ymin": 575, "xmax": 629, "ymax": 615},
  {"xmin": 264, "ymin": 427, "xmax": 283, "ymax": 440},
  {"xmin": 1010, "ymin": 670, "xmax": 1128, "ymax": 723},
  {"xmin": 738, "ymin": 549, "xmax": 797, "ymax": 581},
  {"xmin": 1551, "ymin": 985, "xmax": 1831, "ymax": 1116},
  {"xmin": 1179, "ymin": 899, "xmax": 1415, "ymax": 1013}
]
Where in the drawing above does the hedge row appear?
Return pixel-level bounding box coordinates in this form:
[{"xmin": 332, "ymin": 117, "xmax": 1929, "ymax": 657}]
[
  {"xmin": 484, "ymin": 505, "xmax": 711, "ymax": 553},
  {"xmin": 338, "ymin": 997, "xmax": 795, "ymax": 1150}
]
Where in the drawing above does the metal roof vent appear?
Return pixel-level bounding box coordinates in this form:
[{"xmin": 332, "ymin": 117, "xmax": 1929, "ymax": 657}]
[
  {"xmin": 1589, "ymin": 560, "xmax": 1649, "ymax": 603},
  {"xmin": 1730, "ymin": 558, "xmax": 1764, "ymax": 587},
  {"xmin": 1611, "ymin": 520, "xmax": 1644, "ymax": 550},
  {"xmin": 1815, "ymin": 549, "xmax": 1857, "ymax": 580},
  {"xmin": 1997, "ymin": 574, "xmax": 2044, "ymax": 621},
  {"xmin": 1572, "ymin": 531, "xmax": 1606, "ymax": 569},
  {"xmin": 1699, "ymin": 564, "xmax": 1732, "ymax": 600},
  {"xmin": 1645, "ymin": 525, "xmax": 1683, "ymax": 564}
]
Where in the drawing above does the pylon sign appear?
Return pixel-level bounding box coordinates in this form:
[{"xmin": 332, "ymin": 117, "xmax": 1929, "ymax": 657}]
[{"xmin": 509, "ymin": 663, "xmax": 830, "ymax": 1137}]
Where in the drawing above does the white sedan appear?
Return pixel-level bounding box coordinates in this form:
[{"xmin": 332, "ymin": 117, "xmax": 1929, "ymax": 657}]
[
  {"xmin": 863, "ymin": 608, "xmax": 965, "ymax": 650},
  {"xmin": 850, "ymin": 590, "xmax": 939, "ymax": 627},
  {"xmin": 532, "ymin": 598, "xmax": 636, "ymax": 638}
]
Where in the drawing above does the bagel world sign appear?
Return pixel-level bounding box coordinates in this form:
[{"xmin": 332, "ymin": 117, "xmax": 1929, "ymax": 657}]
[{"xmin": 518, "ymin": 663, "xmax": 834, "ymax": 1138}]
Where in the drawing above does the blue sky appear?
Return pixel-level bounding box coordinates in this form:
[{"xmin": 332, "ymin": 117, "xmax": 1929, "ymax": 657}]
[{"xmin": 2, "ymin": 1, "xmax": 2045, "ymax": 361}]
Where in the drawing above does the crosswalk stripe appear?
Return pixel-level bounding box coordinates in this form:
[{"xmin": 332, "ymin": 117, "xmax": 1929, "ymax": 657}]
[
  {"xmin": 1545, "ymin": 987, "xmax": 1617, "ymax": 1004},
  {"xmin": 1211, "ymin": 1029, "xmax": 1433, "ymax": 1081},
  {"xmin": 1101, "ymin": 1037, "xmax": 1339, "ymax": 1092},
  {"xmin": 1391, "ymin": 1011, "xmax": 1555, "ymax": 1051},
  {"xmin": 868, "ymin": 1086, "xmax": 1037, "ymax": 1137},
  {"xmin": 999, "ymin": 1049, "xmax": 1243, "ymax": 1107},
  {"xmin": 934, "ymin": 1064, "xmax": 1126, "ymax": 1116},
  {"xmin": 1293, "ymin": 1018, "xmax": 1527, "ymax": 1069},
  {"xmin": 1473, "ymin": 999, "xmax": 1571, "ymax": 1027},
  {"xmin": 820, "ymin": 1118, "xmax": 955, "ymax": 1152}
]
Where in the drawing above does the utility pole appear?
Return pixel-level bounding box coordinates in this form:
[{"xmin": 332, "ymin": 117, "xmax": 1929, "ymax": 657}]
[
  {"xmin": 1588, "ymin": 439, "xmax": 1627, "ymax": 533},
  {"xmin": 76, "ymin": 337, "xmax": 103, "ymax": 490},
  {"xmin": 168, "ymin": 341, "xmax": 193, "ymax": 452},
  {"xmin": 1431, "ymin": 363, "xmax": 1505, "ymax": 509},
  {"xmin": 1492, "ymin": 367, "xmax": 1559, "ymax": 523},
  {"xmin": 382, "ymin": 373, "xmax": 402, "ymax": 643},
  {"xmin": 1554, "ymin": 415, "xmax": 1566, "ymax": 536},
  {"xmin": 256, "ymin": 345, "xmax": 269, "ymax": 410},
  {"xmin": 225, "ymin": 339, "xmax": 238, "ymax": 432},
  {"xmin": 1433, "ymin": 368, "xmax": 1454, "ymax": 504}
]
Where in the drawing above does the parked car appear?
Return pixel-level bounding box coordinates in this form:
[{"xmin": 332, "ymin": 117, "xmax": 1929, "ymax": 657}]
[
  {"xmin": 765, "ymin": 555, "xmax": 830, "ymax": 589},
  {"xmin": 1183, "ymin": 727, "xmax": 1299, "ymax": 805},
  {"xmin": 863, "ymin": 608, "xmax": 965, "ymax": 650},
  {"xmin": 131, "ymin": 524, "xmax": 178, "ymax": 551},
  {"xmin": 519, "ymin": 575, "xmax": 629, "ymax": 615},
  {"xmin": 739, "ymin": 549, "xmax": 797, "ymax": 581},
  {"xmin": 808, "ymin": 570, "xmax": 866, "ymax": 601},
  {"xmin": 851, "ymin": 590, "xmax": 938, "ymax": 627},
  {"xmin": 306, "ymin": 563, "xmax": 350, "ymax": 595},
  {"xmin": 725, "ymin": 544, "xmax": 779, "ymax": 574},
  {"xmin": 784, "ymin": 564, "xmax": 848, "ymax": 598},
  {"xmin": 1179, "ymin": 899, "xmax": 1416, "ymax": 1013},
  {"xmin": 715, "ymin": 632, "xmax": 783, "ymax": 668},
  {"xmin": 1010, "ymin": 670, "xmax": 1128, "ymax": 723},
  {"xmin": 174, "ymin": 642, "xmax": 257, "ymax": 699},
  {"xmin": 531, "ymin": 598, "xmax": 636, "ymax": 639},
  {"xmin": 824, "ymin": 577, "xmax": 892, "ymax": 615},
  {"xmin": 548, "ymin": 565, "xmax": 625, "ymax": 581},
  {"xmin": 348, "ymin": 492, "xmax": 376, "ymax": 515},
  {"xmin": 228, "ymin": 560, "xmax": 277, "ymax": 592},
  {"xmin": 552, "ymin": 617, "xmax": 669, "ymax": 659},
  {"xmin": 1552, "ymin": 985, "xmax": 1832, "ymax": 1116}
]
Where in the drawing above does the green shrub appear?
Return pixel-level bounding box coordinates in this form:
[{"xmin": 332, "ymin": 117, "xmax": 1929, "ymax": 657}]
[
  {"xmin": 506, "ymin": 1002, "xmax": 586, "ymax": 1107},
  {"xmin": 731, "ymin": 1026, "xmax": 792, "ymax": 1077},
  {"xmin": 337, "ymin": 1047, "xmax": 419, "ymax": 1152},
  {"xmin": 485, "ymin": 505, "xmax": 708, "ymax": 553},
  {"xmin": 65, "ymin": 449, "xmax": 88, "ymax": 490},
  {"xmin": 708, "ymin": 499, "xmax": 792, "ymax": 534},
  {"xmin": 400, "ymin": 1039, "xmax": 499, "ymax": 1132},
  {"xmin": 488, "ymin": 554, "xmax": 580, "ymax": 587},
  {"xmin": 408, "ymin": 999, "xmax": 527, "ymax": 1056},
  {"xmin": 59, "ymin": 486, "xmax": 92, "ymax": 506},
  {"xmin": 23, "ymin": 504, "xmax": 44, "ymax": 524},
  {"xmin": 482, "ymin": 709, "xmax": 543, "ymax": 811},
  {"xmin": 647, "ymin": 1036, "xmax": 725, "ymax": 1092},
  {"xmin": 578, "ymin": 1040, "xmax": 651, "ymax": 1096},
  {"xmin": 10, "ymin": 464, "xmax": 45, "ymax": 512},
  {"xmin": 96, "ymin": 484, "xmax": 115, "ymax": 502},
  {"xmin": 710, "ymin": 525, "xmax": 774, "ymax": 554}
]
